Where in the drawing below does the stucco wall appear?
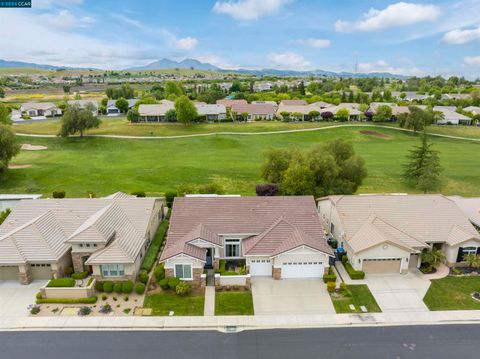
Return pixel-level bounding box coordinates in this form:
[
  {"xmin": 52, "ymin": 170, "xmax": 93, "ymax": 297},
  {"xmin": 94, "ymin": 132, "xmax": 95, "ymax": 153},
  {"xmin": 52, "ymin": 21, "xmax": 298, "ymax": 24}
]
[
  {"xmin": 41, "ymin": 278, "xmax": 95, "ymax": 299},
  {"xmin": 218, "ymin": 274, "xmax": 250, "ymax": 286},
  {"xmin": 164, "ymin": 255, "xmax": 204, "ymax": 269},
  {"xmin": 445, "ymin": 239, "xmax": 480, "ymax": 265},
  {"xmin": 92, "ymin": 263, "xmax": 136, "ymax": 280}
]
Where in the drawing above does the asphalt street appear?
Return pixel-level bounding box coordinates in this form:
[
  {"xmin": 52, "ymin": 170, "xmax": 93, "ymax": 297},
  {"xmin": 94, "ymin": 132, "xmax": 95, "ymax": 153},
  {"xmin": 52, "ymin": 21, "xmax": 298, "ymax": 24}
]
[{"xmin": 0, "ymin": 324, "xmax": 478, "ymax": 359}]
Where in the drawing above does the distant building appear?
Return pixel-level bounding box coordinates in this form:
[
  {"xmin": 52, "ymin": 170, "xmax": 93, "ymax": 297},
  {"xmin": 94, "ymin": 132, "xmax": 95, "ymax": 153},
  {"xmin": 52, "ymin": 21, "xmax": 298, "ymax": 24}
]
[
  {"xmin": 433, "ymin": 106, "xmax": 472, "ymax": 125},
  {"xmin": 106, "ymin": 99, "xmax": 137, "ymax": 114},
  {"xmin": 67, "ymin": 99, "xmax": 99, "ymax": 115},
  {"xmin": 20, "ymin": 103, "xmax": 62, "ymax": 117}
]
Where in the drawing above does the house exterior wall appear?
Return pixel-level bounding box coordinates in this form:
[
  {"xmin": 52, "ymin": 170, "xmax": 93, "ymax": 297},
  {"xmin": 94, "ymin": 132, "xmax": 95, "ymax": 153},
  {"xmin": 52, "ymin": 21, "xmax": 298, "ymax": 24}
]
[
  {"xmin": 91, "ymin": 263, "xmax": 136, "ymax": 281},
  {"xmin": 352, "ymin": 243, "xmax": 411, "ymax": 273},
  {"xmin": 445, "ymin": 239, "xmax": 480, "ymax": 266},
  {"xmin": 51, "ymin": 250, "xmax": 73, "ymax": 278},
  {"xmin": 273, "ymin": 246, "xmax": 330, "ymax": 270},
  {"xmin": 318, "ymin": 199, "xmax": 345, "ymax": 245}
]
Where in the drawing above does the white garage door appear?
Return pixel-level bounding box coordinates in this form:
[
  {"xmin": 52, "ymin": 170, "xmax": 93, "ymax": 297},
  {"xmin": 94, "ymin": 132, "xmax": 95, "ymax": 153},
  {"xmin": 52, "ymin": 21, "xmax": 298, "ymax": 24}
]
[
  {"xmin": 249, "ymin": 259, "xmax": 272, "ymax": 276},
  {"xmin": 0, "ymin": 266, "xmax": 19, "ymax": 280},
  {"xmin": 281, "ymin": 261, "xmax": 324, "ymax": 279},
  {"xmin": 29, "ymin": 264, "xmax": 52, "ymax": 280}
]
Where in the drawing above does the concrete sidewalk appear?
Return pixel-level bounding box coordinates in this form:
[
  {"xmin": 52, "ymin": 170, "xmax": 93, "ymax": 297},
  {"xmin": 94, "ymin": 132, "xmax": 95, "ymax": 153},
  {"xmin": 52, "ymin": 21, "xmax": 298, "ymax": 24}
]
[{"xmin": 4, "ymin": 310, "xmax": 480, "ymax": 332}]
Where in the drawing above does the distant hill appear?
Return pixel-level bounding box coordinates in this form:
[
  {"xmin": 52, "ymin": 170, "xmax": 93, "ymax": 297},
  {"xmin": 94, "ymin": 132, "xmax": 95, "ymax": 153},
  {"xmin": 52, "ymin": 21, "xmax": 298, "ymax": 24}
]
[
  {"xmin": 0, "ymin": 59, "xmax": 94, "ymax": 71},
  {"xmin": 126, "ymin": 58, "xmax": 221, "ymax": 71}
]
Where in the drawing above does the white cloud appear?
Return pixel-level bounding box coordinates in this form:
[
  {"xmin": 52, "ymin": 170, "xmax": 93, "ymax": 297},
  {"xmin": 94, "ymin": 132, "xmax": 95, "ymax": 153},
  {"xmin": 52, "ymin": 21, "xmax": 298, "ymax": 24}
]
[
  {"xmin": 195, "ymin": 54, "xmax": 238, "ymax": 69},
  {"xmin": 267, "ymin": 52, "xmax": 311, "ymax": 70},
  {"xmin": 41, "ymin": 10, "xmax": 94, "ymax": 30},
  {"xmin": 443, "ymin": 26, "xmax": 480, "ymax": 44},
  {"xmin": 296, "ymin": 38, "xmax": 331, "ymax": 48},
  {"xmin": 335, "ymin": 2, "xmax": 441, "ymax": 32},
  {"xmin": 213, "ymin": 0, "xmax": 290, "ymax": 21},
  {"xmin": 357, "ymin": 60, "xmax": 424, "ymax": 76},
  {"xmin": 175, "ymin": 37, "xmax": 198, "ymax": 50},
  {"xmin": 464, "ymin": 56, "xmax": 480, "ymax": 66}
]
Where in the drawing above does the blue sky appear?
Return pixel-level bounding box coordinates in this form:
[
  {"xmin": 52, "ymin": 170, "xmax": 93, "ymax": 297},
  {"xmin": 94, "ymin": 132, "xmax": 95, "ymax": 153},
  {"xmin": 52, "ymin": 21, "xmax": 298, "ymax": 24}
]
[{"xmin": 1, "ymin": 0, "xmax": 480, "ymax": 77}]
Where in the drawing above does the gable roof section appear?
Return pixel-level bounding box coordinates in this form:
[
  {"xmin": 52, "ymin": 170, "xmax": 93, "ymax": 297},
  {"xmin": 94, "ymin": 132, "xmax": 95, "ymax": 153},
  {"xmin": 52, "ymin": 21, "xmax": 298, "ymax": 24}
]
[{"xmin": 183, "ymin": 223, "xmax": 221, "ymax": 246}]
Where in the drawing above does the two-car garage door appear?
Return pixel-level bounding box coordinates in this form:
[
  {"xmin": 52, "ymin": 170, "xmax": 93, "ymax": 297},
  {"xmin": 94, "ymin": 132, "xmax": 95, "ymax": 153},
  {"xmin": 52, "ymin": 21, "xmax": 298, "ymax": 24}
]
[
  {"xmin": 362, "ymin": 258, "xmax": 401, "ymax": 273},
  {"xmin": 281, "ymin": 261, "xmax": 324, "ymax": 279}
]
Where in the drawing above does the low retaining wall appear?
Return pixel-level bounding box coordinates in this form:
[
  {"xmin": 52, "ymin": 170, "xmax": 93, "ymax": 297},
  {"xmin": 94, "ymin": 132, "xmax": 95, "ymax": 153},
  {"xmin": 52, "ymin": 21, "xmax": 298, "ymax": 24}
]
[
  {"xmin": 217, "ymin": 274, "xmax": 251, "ymax": 287},
  {"xmin": 40, "ymin": 278, "xmax": 96, "ymax": 299}
]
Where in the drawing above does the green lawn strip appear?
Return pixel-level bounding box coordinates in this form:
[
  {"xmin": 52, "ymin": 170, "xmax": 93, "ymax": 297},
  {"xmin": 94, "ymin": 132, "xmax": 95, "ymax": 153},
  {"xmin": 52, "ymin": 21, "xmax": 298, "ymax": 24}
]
[
  {"xmin": 423, "ymin": 276, "xmax": 480, "ymax": 310},
  {"xmin": 143, "ymin": 292, "xmax": 205, "ymax": 316},
  {"xmin": 215, "ymin": 291, "xmax": 254, "ymax": 315},
  {"xmin": 330, "ymin": 285, "xmax": 381, "ymax": 313}
]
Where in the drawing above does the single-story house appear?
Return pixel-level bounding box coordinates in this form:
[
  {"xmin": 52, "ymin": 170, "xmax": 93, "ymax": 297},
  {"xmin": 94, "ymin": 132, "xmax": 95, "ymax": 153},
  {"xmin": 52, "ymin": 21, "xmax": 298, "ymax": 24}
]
[
  {"xmin": 392, "ymin": 91, "xmax": 432, "ymax": 101},
  {"xmin": 368, "ymin": 102, "xmax": 396, "ymax": 113},
  {"xmin": 433, "ymin": 106, "xmax": 472, "ymax": 125},
  {"xmin": 322, "ymin": 104, "xmax": 362, "ymax": 121},
  {"xmin": 0, "ymin": 194, "xmax": 42, "ymax": 212},
  {"xmin": 216, "ymin": 99, "xmax": 248, "ymax": 108},
  {"xmin": 252, "ymin": 100, "xmax": 278, "ymax": 110},
  {"xmin": 318, "ymin": 194, "xmax": 480, "ymax": 274},
  {"xmin": 230, "ymin": 103, "xmax": 276, "ymax": 121},
  {"xmin": 0, "ymin": 192, "xmax": 163, "ymax": 284},
  {"xmin": 195, "ymin": 104, "xmax": 227, "ymax": 121},
  {"xmin": 279, "ymin": 99, "xmax": 307, "ymax": 106},
  {"xmin": 138, "ymin": 100, "xmax": 175, "ymax": 122},
  {"xmin": 448, "ymin": 196, "xmax": 480, "ymax": 230},
  {"xmin": 160, "ymin": 196, "xmax": 333, "ymax": 287},
  {"xmin": 67, "ymin": 99, "xmax": 99, "ymax": 115},
  {"xmin": 20, "ymin": 103, "xmax": 62, "ymax": 117},
  {"xmin": 106, "ymin": 99, "xmax": 137, "ymax": 114},
  {"xmin": 277, "ymin": 103, "xmax": 323, "ymax": 120},
  {"xmin": 441, "ymin": 93, "xmax": 471, "ymax": 100},
  {"xmin": 464, "ymin": 106, "xmax": 480, "ymax": 116}
]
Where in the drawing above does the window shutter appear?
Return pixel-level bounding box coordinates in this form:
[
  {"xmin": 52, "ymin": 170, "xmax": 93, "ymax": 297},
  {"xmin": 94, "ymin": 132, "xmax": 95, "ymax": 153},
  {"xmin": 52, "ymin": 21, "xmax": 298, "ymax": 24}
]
[{"xmin": 456, "ymin": 247, "xmax": 464, "ymax": 263}]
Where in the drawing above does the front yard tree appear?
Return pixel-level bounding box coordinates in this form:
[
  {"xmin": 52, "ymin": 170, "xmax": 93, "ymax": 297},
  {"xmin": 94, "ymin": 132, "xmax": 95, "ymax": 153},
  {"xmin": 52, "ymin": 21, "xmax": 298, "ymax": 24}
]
[
  {"xmin": 336, "ymin": 108, "xmax": 350, "ymax": 121},
  {"xmin": 63, "ymin": 85, "xmax": 71, "ymax": 94},
  {"xmin": 0, "ymin": 103, "xmax": 11, "ymax": 125},
  {"xmin": 0, "ymin": 87, "xmax": 5, "ymax": 98},
  {"xmin": 174, "ymin": 96, "xmax": 197, "ymax": 126},
  {"xmin": 115, "ymin": 97, "xmax": 129, "ymax": 113},
  {"xmin": 261, "ymin": 148, "xmax": 295, "ymax": 184},
  {"xmin": 308, "ymin": 110, "xmax": 320, "ymax": 121},
  {"xmin": 0, "ymin": 124, "xmax": 20, "ymax": 179},
  {"xmin": 421, "ymin": 247, "xmax": 445, "ymax": 272},
  {"xmin": 403, "ymin": 133, "xmax": 443, "ymax": 193},
  {"xmin": 373, "ymin": 105, "xmax": 392, "ymax": 122},
  {"xmin": 127, "ymin": 108, "xmax": 140, "ymax": 123},
  {"xmin": 58, "ymin": 104, "xmax": 101, "ymax": 137}
]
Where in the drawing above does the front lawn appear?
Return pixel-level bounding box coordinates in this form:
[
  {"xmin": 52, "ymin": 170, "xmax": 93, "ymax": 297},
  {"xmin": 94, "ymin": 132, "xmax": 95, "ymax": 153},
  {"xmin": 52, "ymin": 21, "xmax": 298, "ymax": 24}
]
[
  {"xmin": 215, "ymin": 291, "xmax": 254, "ymax": 315},
  {"xmin": 143, "ymin": 292, "xmax": 205, "ymax": 316},
  {"xmin": 330, "ymin": 285, "xmax": 381, "ymax": 313},
  {"xmin": 423, "ymin": 276, "xmax": 480, "ymax": 310}
]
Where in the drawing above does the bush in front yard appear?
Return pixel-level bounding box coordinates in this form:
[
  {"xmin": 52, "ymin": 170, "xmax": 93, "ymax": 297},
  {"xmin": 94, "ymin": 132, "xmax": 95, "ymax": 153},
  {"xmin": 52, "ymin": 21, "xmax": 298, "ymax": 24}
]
[
  {"xmin": 47, "ymin": 278, "xmax": 75, "ymax": 287},
  {"xmin": 36, "ymin": 292, "xmax": 42, "ymax": 300},
  {"xmin": 36, "ymin": 296, "xmax": 97, "ymax": 304},
  {"xmin": 78, "ymin": 306, "xmax": 92, "ymax": 316},
  {"xmin": 323, "ymin": 268, "xmax": 337, "ymax": 283},
  {"xmin": 134, "ymin": 283, "xmax": 146, "ymax": 294},
  {"xmin": 327, "ymin": 281, "xmax": 336, "ymax": 293},
  {"xmin": 71, "ymin": 271, "xmax": 89, "ymax": 280},
  {"xmin": 175, "ymin": 281, "xmax": 192, "ymax": 296},
  {"xmin": 122, "ymin": 281, "xmax": 134, "ymax": 294},
  {"xmin": 344, "ymin": 262, "xmax": 365, "ymax": 280},
  {"xmin": 154, "ymin": 264, "xmax": 165, "ymax": 283},
  {"xmin": 95, "ymin": 281, "xmax": 104, "ymax": 292},
  {"xmin": 341, "ymin": 255, "xmax": 348, "ymax": 264},
  {"xmin": 138, "ymin": 269, "xmax": 149, "ymax": 284},
  {"xmin": 103, "ymin": 281, "xmax": 113, "ymax": 293},
  {"xmin": 113, "ymin": 282, "xmax": 123, "ymax": 294},
  {"xmin": 168, "ymin": 277, "xmax": 180, "ymax": 290},
  {"xmin": 159, "ymin": 278, "xmax": 169, "ymax": 290},
  {"xmin": 165, "ymin": 190, "xmax": 176, "ymax": 208}
]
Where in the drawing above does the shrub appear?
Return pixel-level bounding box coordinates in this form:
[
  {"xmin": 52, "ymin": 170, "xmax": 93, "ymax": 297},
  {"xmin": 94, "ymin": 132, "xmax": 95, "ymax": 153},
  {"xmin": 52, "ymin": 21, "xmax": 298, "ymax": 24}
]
[
  {"xmin": 95, "ymin": 281, "xmax": 104, "ymax": 292},
  {"xmin": 167, "ymin": 277, "xmax": 180, "ymax": 290},
  {"xmin": 52, "ymin": 190, "xmax": 66, "ymax": 198},
  {"xmin": 101, "ymin": 294, "xmax": 107, "ymax": 300},
  {"xmin": 159, "ymin": 278, "xmax": 169, "ymax": 290},
  {"xmin": 99, "ymin": 303, "xmax": 112, "ymax": 314},
  {"xmin": 30, "ymin": 305, "xmax": 40, "ymax": 315},
  {"xmin": 138, "ymin": 269, "xmax": 149, "ymax": 284},
  {"xmin": 344, "ymin": 262, "xmax": 365, "ymax": 280},
  {"xmin": 165, "ymin": 208, "xmax": 171, "ymax": 220},
  {"xmin": 327, "ymin": 281, "xmax": 336, "ymax": 293},
  {"xmin": 103, "ymin": 281, "xmax": 113, "ymax": 293},
  {"xmin": 255, "ymin": 183, "xmax": 279, "ymax": 196},
  {"xmin": 323, "ymin": 268, "xmax": 337, "ymax": 283},
  {"xmin": 113, "ymin": 282, "xmax": 123, "ymax": 294},
  {"xmin": 341, "ymin": 255, "xmax": 348, "ymax": 264},
  {"xmin": 47, "ymin": 278, "xmax": 75, "ymax": 287},
  {"xmin": 122, "ymin": 280, "xmax": 134, "ymax": 294},
  {"xmin": 154, "ymin": 264, "xmax": 165, "ymax": 283},
  {"xmin": 135, "ymin": 283, "xmax": 146, "ymax": 295},
  {"xmin": 36, "ymin": 296, "xmax": 97, "ymax": 304},
  {"xmin": 124, "ymin": 295, "xmax": 129, "ymax": 301},
  {"xmin": 140, "ymin": 220, "xmax": 169, "ymax": 272},
  {"xmin": 78, "ymin": 306, "xmax": 91, "ymax": 316},
  {"xmin": 165, "ymin": 190, "xmax": 176, "ymax": 208},
  {"xmin": 131, "ymin": 190, "xmax": 146, "ymax": 197},
  {"xmin": 71, "ymin": 271, "xmax": 89, "ymax": 280},
  {"xmin": 175, "ymin": 281, "xmax": 192, "ymax": 296},
  {"xmin": 36, "ymin": 292, "xmax": 43, "ymax": 300},
  {"xmin": 339, "ymin": 282, "xmax": 347, "ymax": 292}
]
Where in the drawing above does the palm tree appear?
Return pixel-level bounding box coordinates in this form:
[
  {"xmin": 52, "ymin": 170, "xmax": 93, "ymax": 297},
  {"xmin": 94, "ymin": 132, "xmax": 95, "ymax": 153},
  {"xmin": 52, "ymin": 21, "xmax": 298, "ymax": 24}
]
[
  {"xmin": 421, "ymin": 247, "xmax": 446, "ymax": 271},
  {"xmin": 464, "ymin": 253, "xmax": 480, "ymax": 269}
]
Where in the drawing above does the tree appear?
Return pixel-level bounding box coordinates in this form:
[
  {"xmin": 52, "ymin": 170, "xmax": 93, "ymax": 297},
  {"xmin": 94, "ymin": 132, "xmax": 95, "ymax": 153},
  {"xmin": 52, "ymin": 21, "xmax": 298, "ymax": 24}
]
[
  {"xmin": 464, "ymin": 253, "xmax": 480, "ymax": 269},
  {"xmin": 298, "ymin": 81, "xmax": 306, "ymax": 96},
  {"xmin": 373, "ymin": 105, "xmax": 392, "ymax": 122},
  {"xmin": 281, "ymin": 161, "xmax": 316, "ymax": 195},
  {"xmin": 115, "ymin": 97, "xmax": 129, "ymax": 113},
  {"xmin": 0, "ymin": 208, "xmax": 11, "ymax": 225},
  {"xmin": 0, "ymin": 124, "xmax": 20, "ymax": 179},
  {"xmin": 174, "ymin": 96, "xmax": 197, "ymax": 125},
  {"xmin": 255, "ymin": 184, "xmax": 279, "ymax": 196},
  {"xmin": 63, "ymin": 85, "xmax": 71, "ymax": 94},
  {"xmin": 105, "ymin": 84, "xmax": 134, "ymax": 99},
  {"xmin": 421, "ymin": 247, "xmax": 445, "ymax": 271},
  {"xmin": 58, "ymin": 104, "xmax": 101, "ymax": 137},
  {"xmin": 0, "ymin": 87, "xmax": 4, "ymax": 98},
  {"xmin": 230, "ymin": 80, "xmax": 241, "ymax": 93},
  {"xmin": 261, "ymin": 148, "xmax": 295, "ymax": 184},
  {"xmin": 165, "ymin": 81, "xmax": 185, "ymax": 99},
  {"xmin": 403, "ymin": 134, "xmax": 443, "ymax": 193},
  {"xmin": 398, "ymin": 106, "xmax": 437, "ymax": 132},
  {"xmin": 165, "ymin": 109, "xmax": 177, "ymax": 122},
  {"xmin": 336, "ymin": 108, "xmax": 350, "ymax": 121},
  {"xmin": 321, "ymin": 111, "xmax": 334, "ymax": 121},
  {"xmin": 0, "ymin": 103, "xmax": 11, "ymax": 125},
  {"xmin": 308, "ymin": 110, "xmax": 320, "ymax": 121},
  {"xmin": 127, "ymin": 108, "xmax": 140, "ymax": 123}
]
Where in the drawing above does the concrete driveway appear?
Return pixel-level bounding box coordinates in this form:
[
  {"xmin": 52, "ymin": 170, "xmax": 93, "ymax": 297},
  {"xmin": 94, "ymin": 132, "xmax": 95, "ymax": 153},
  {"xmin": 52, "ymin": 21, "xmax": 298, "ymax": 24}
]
[
  {"xmin": 0, "ymin": 280, "xmax": 47, "ymax": 325},
  {"xmin": 251, "ymin": 277, "xmax": 335, "ymax": 315},
  {"xmin": 365, "ymin": 270, "xmax": 431, "ymax": 312}
]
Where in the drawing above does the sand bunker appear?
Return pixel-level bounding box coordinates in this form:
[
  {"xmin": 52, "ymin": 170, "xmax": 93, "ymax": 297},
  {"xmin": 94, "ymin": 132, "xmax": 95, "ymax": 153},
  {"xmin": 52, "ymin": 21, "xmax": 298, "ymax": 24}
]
[
  {"xmin": 359, "ymin": 130, "xmax": 392, "ymax": 139},
  {"xmin": 8, "ymin": 164, "xmax": 32, "ymax": 169},
  {"xmin": 21, "ymin": 144, "xmax": 48, "ymax": 151}
]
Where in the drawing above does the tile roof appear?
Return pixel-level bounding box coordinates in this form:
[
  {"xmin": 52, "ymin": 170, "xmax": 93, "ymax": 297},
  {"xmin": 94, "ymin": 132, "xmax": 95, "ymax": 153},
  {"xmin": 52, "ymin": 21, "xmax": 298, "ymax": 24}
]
[
  {"xmin": 448, "ymin": 196, "xmax": 480, "ymax": 228},
  {"xmin": 230, "ymin": 103, "xmax": 276, "ymax": 115},
  {"xmin": 216, "ymin": 99, "xmax": 248, "ymax": 107},
  {"xmin": 279, "ymin": 100, "xmax": 307, "ymax": 106},
  {"xmin": 20, "ymin": 102, "xmax": 58, "ymax": 111},
  {"xmin": 161, "ymin": 196, "xmax": 333, "ymax": 261}
]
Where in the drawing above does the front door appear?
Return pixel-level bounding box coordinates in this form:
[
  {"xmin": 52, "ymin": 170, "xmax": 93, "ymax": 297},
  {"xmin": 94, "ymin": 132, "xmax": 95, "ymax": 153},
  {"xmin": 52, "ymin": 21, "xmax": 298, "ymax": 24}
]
[{"xmin": 206, "ymin": 248, "xmax": 213, "ymax": 268}]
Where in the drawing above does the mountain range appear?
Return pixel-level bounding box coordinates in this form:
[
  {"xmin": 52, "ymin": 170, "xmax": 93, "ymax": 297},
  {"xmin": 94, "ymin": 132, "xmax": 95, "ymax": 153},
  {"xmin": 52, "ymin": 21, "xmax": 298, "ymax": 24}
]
[{"xmin": 0, "ymin": 58, "xmax": 408, "ymax": 79}]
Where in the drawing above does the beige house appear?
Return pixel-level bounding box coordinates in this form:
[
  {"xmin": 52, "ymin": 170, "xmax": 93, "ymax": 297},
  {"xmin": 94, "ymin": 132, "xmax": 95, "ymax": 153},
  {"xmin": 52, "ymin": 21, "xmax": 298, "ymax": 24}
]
[
  {"xmin": 318, "ymin": 194, "xmax": 480, "ymax": 274},
  {"xmin": 160, "ymin": 196, "xmax": 333, "ymax": 287},
  {"xmin": 0, "ymin": 192, "xmax": 163, "ymax": 284},
  {"xmin": 20, "ymin": 102, "xmax": 62, "ymax": 117}
]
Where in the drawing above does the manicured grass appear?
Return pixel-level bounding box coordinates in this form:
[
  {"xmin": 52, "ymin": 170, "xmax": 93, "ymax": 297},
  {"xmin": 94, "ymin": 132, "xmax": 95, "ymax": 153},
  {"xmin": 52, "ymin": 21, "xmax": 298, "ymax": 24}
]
[
  {"xmin": 423, "ymin": 276, "xmax": 480, "ymax": 310},
  {"xmin": 3, "ymin": 126, "xmax": 480, "ymax": 198},
  {"xmin": 330, "ymin": 285, "xmax": 381, "ymax": 313},
  {"xmin": 215, "ymin": 291, "xmax": 254, "ymax": 315},
  {"xmin": 143, "ymin": 292, "xmax": 205, "ymax": 316}
]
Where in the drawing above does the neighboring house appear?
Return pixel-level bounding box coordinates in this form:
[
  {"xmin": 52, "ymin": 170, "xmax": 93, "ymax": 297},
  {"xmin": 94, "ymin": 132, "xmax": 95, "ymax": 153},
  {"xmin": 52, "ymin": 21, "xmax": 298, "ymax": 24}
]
[
  {"xmin": 10, "ymin": 109, "xmax": 22, "ymax": 122},
  {"xmin": 230, "ymin": 103, "xmax": 276, "ymax": 121},
  {"xmin": 195, "ymin": 104, "xmax": 227, "ymax": 121},
  {"xmin": 448, "ymin": 196, "xmax": 480, "ymax": 230},
  {"xmin": 106, "ymin": 99, "xmax": 137, "ymax": 114},
  {"xmin": 391, "ymin": 106, "xmax": 410, "ymax": 118},
  {"xmin": 0, "ymin": 194, "xmax": 42, "ymax": 212},
  {"xmin": 322, "ymin": 103, "xmax": 362, "ymax": 121},
  {"xmin": 0, "ymin": 192, "xmax": 163, "ymax": 284},
  {"xmin": 310, "ymin": 101, "xmax": 331, "ymax": 109},
  {"xmin": 318, "ymin": 194, "xmax": 480, "ymax": 274},
  {"xmin": 67, "ymin": 99, "xmax": 99, "ymax": 115},
  {"xmin": 160, "ymin": 196, "xmax": 333, "ymax": 287},
  {"xmin": 464, "ymin": 106, "xmax": 480, "ymax": 116},
  {"xmin": 276, "ymin": 103, "xmax": 323, "ymax": 120},
  {"xmin": 253, "ymin": 82, "xmax": 273, "ymax": 92},
  {"xmin": 368, "ymin": 102, "xmax": 396, "ymax": 113},
  {"xmin": 20, "ymin": 103, "xmax": 62, "ymax": 117},
  {"xmin": 433, "ymin": 106, "xmax": 472, "ymax": 125},
  {"xmin": 392, "ymin": 91, "xmax": 432, "ymax": 101},
  {"xmin": 279, "ymin": 99, "xmax": 307, "ymax": 106},
  {"xmin": 138, "ymin": 100, "xmax": 175, "ymax": 122},
  {"xmin": 216, "ymin": 99, "xmax": 248, "ymax": 108},
  {"xmin": 441, "ymin": 93, "xmax": 471, "ymax": 100},
  {"xmin": 252, "ymin": 100, "xmax": 278, "ymax": 110}
]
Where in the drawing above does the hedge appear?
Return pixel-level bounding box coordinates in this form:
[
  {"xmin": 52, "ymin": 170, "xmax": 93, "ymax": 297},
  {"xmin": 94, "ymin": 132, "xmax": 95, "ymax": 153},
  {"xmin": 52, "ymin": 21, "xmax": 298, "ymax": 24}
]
[
  {"xmin": 47, "ymin": 278, "xmax": 75, "ymax": 288},
  {"xmin": 71, "ymin": 271, "xmax": 89, "ymax": 280},
  {"xmin": 159, "ymin": 278, "xmax": 169, "ymax": 290},
  {"xmin": 138, "ymin": 270, "xmax": 149, "ymax": 284},
  {"xmin": 36, "ymin": 296, "xmax": 98, "ymax": 304},
  {"xmin": 122, "ymin": 281, "xmax": 134, "ymax": 294},
  {"xmin": 103, "ymin": 281, "xmax": 114, "ymax": 293},
  {"xmin": 168, "ymin": 277, "xmax": 180, "ymax": 289},
  {"xmin": 113, "ymin": 282, "xmax": 123, "ymax": 294},
  {"xmin": 343, "ymin": 261, "xmax": 365, "ymax": 280},
  {"xmin": 154, "ymin": 264, "xmax": 165, "ymax": 283},
  {"xmin": 140, "ymin": 220, "xmax": 169, "ymax": 272},
  {"xmin": 323, "ymin": 268, "xmax": 337, "ymax": 283},
  {"xmin": 135, "ymin": 282, "xmax": 146, "ymax": 294}
]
